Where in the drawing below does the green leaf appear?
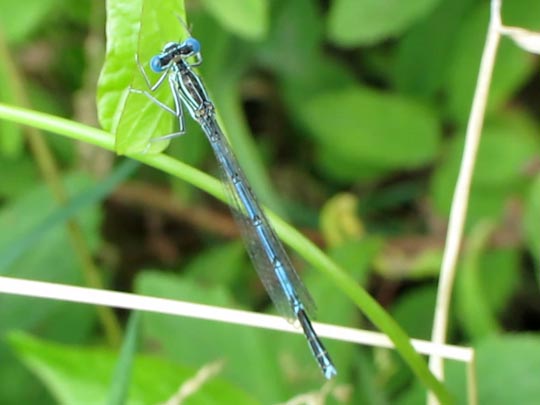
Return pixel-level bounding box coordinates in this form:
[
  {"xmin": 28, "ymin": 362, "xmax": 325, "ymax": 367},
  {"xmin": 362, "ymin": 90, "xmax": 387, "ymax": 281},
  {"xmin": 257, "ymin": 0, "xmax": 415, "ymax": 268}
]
[
  {"xmin": 135, "ymin": 271, "xmax": 285, "ymax": 403},
  {"xmin": 9, "ymin": 332, "xmax": 258, "ymax": 405},
  {"xmin": 391, "ymin": 285, "xmax": 437, "ymax": 340},
  {"xmin": 258, "ymin": 0, "xmax": 322, "ymax": 77},
  {"xmin": 478, "ymin": 248, "xmax": 521, "ymax": 315},
  {"xmin": 200, "ymin": 0, "xmax": 268, "ymax": 41},
  {"xmin": 398, "ymin": 335, "xmax": 540, "ymax": 404},
  {"xmin": 0, "ymin": 171, "xmax": 101, "ymax": 302},
  {"xmin": 392, "ymin": 0, "xmax": 477, "ymax": 99},
  {"xmin": 471, "ymin": 335, "xmax": 540, "ymax": 404},
  {"xmin": 183, "ymin": 241, "xmax": 247, "ymax": 286},
  {"xmin": 471, "ymin": 115, "xmax": 539, "ymax": 187},
  {"xmin": 0, "ymin": 160, "xmax": 138, "ymax": 271},
  {"xmin": 0, "ymin": 156, "xmax": 39, "ymax": 199},
  {"xmin": 0, "ymin": 346, "xmax": 55, "ymax": 404},
  {"xmin": 0, "ymin": 0, "xmax": 60, "ymax": 44},
  {"xmin": 0, "ymin": 173, "xmax": 101, "ymax": 403},
  {"xmin": 445, "ymin": 1, "xmax": 540, "ymax": 123},
  {"xmin": 97, "ymin": 0, "xmax": 186, "ymax": 154},
  {"xmin": 430, "ymin": 163, "xmax": 506, "ymax": 223},
  {"xmin": 456, "ymin": 221, "xmax": 500, "ymax": 340},
  {"xmin": 315, "ymin": 148, "xmax": 391, "ymax": 183},
  {"xmin": 0, "ymin": 122, "xmax": 23, "ymax": 158},
  {"xmin": 298, "ymin": 87, "xmax": 440, "ymax": 177},
  {"xmin": 327, "ymin": 0, "xmax": 443, "ymax": 46},
  {"xmin": 430, "ymin": 112, "xmax": 539, "ymax": 221}
]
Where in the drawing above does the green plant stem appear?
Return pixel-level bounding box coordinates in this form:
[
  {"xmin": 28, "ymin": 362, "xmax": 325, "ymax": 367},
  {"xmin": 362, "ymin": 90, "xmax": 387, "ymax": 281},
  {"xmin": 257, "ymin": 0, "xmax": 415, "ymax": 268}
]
[
  {"xmin": 0, "ymin": 103, "xmax": 453, "ymax": 404},
  {"xmin": 106, "ymin": 312, "xmax": 140, "ymax": 405}
]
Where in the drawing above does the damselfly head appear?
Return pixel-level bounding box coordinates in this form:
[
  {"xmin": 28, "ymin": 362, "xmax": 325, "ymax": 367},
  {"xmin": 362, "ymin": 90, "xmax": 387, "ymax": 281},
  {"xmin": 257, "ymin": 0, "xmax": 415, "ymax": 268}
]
[
  {"xmin": 181, "ymin": 37, "xmax": 201, "ymax": 56},
  {"xmin": 150, "ymin": 55, "xmax": 167, "ymax": 73},
  {"xmin": 162, "ymin": 41, "xmax": 179, "ymax": 54},
  {"xmin": 150, "ymin": 42, "xmax": 182, "ymax": 72}
]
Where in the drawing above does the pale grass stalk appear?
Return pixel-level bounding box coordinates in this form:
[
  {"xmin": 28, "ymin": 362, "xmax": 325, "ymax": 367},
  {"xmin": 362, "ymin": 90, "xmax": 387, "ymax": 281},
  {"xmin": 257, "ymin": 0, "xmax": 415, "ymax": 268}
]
[
  {"xmin": 0, "ymin": 275, "xmax": 473, "ymax": 363},
  {"xmin": 160, "ymin": 360, "xmax": 225, "ymax": 405},
  {"xmin": 277, "ymin": 380, "xmax": 336, "ymax": 405},
  {"xmin": 428, "ymin": 1, "xmax": 503, "ymax": 404},
  {"xmin": 467, "ymin": 354, "xmax": 478, "ymax": 405}
]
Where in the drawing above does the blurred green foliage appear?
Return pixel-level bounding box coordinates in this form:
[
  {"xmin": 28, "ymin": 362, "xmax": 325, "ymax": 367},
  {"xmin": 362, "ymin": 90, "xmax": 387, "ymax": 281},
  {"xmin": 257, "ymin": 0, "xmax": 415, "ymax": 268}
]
[{"xmin": 1, "ymin": 0, "xmax": 540, "ymax": 403}]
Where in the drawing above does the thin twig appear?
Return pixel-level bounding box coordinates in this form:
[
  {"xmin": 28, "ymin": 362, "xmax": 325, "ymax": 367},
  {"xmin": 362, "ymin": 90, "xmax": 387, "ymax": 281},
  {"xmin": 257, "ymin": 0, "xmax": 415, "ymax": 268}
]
[
  {"xmin": 428, "ymin": 0, "xmax": 503, "ymax": 403},
  {"xmin": 160, "ymin": 360, "xmax": 225, "ymax": 405},
  {"xmin": 0, "ymin": 275, "xmax": 474, "ymax": 363},
  {"xmin": 467, "ymin": 353, "xmax": 478, "ymax": 405}
]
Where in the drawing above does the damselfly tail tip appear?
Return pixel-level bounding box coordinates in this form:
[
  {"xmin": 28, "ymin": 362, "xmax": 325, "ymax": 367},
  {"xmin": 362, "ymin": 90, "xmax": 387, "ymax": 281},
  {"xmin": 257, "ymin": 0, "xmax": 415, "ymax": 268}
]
[
  {"xmin": 296, "ymin": 308, "xmax": 338, "ymax": 379},
  {"xmin": 324, "ymin": 364, "xmax": 338, "ymax": 379}
]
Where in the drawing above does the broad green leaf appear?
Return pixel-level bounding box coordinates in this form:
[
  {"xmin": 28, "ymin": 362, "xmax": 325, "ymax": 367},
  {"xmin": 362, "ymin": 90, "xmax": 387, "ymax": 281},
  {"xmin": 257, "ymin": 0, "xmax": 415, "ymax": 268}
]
[
  {"xmin": 470, "ymin": 335, "xmax": 540, "ymax": 404},
  {"xmin": 471, "ymin": 114, "xmax": 539, "ymax": 187},
  {"xmin": 298, "ymin": 87, "xmax": 440, "ymax": 176},
  {"xmin": 0, "ymin": 0, "xmax": 60, "ymax": 44},
  {"xmin": 135, "ymin": 271, "xmax": 286, "ymax": 403},
  {"xmin": 354, "ymin": 349, "xmax": 390, "ymax": 404},
  {"xmin": 445, "ymin": 0, "xmax": 540, "ymax": 124},
  {"xmin": 391, "ymin": 285, "xmax": 437, "ymax": 340},
  {"xmin": 0, "ymin": 156, "xmax": 38, "ymax": 199},
  {"xmin": 0, "ymin": 346, "xmax": 54, "ymax": 405},
  {"xmin": 200, "ymin": 0, "xmax": 268, "ymax": 41},
  {"xmin": 183, "ymin": 241, "xmax": 247, "ymax": 286},
  {"xmin": 9, "ymin": 332, "xmax": 258, "ymax": 405},
  {"xmin": 315, "ymin": 148, "xmax": 391, "ymax": 183},
  {"xmin": 0, "ymin": 121, "xmax": 23, "ymax": 158},
  {"xmin": 97, "ymin": 0, "xmax": 186, "ymax": 154},
  {"xmin": 0, "ymin": 171, "xmax": 103, "ymax": 345},
  {"xmin": 430, "ymin": 111, "xmax": 539, "ymax": 221},
  {"xmin": 392, "ymin": 0, "xmax": 477, "ymax": 99},
  {"xmin": 327, "ymin": 0, "xmax": 443, "ymax": 46},
  {"xmin": 456, "ymin": 221, "xmax": 500, "ymax": 340},
  {"xmin": 0, "ymin": 172, "xmax": 101, "ymax": 321},
  {"xmin": 431, "ymin": 111, "xmax": 540, "ymax": 221},
  {"xmin": 430, "ymin": 160, "xmax": 507, "ymax": 223},
  {"xmin": 283, "ymin": 60, "xmax": 358, "ymax": 184},
  {"xmin": 258, "ymin": 0, "xmax": 322, "ymax": 77},
  {"xmin": 0, "ymin": 173, "xmax": 101, "ymax": 404},
  {"xmin": 524, "ymin": 175, "xmax": 540, "ymax": 267},
  {"xmin": 398, "ymin": 335, "xmax": 540, "ymax": 404},
  {"xmin": 0, "ymin": 160, "xmax": 138, "ymax": 271},
  {"xmin": 477, "ymin": 249, "xmax": 520, "ymax": 316}
]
